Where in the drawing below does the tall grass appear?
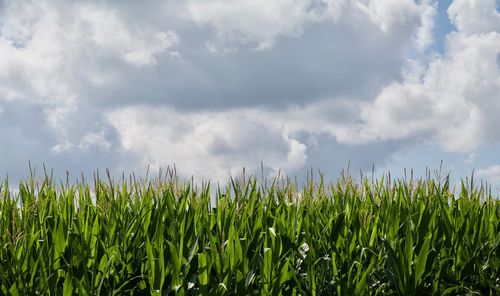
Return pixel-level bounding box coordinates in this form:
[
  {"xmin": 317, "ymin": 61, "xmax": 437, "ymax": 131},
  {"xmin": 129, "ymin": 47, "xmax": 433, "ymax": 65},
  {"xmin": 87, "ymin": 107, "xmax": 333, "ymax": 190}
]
[{"xmin": 0, "ymin": 169, "xmax": 499, "ymax": 295}]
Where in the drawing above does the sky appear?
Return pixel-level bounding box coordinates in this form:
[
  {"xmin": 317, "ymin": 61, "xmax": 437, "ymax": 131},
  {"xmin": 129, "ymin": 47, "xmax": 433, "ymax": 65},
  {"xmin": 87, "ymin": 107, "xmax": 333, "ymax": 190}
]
[{"xmin": 0, "ymin": 0, "xmax": 499, "ymax": 189}]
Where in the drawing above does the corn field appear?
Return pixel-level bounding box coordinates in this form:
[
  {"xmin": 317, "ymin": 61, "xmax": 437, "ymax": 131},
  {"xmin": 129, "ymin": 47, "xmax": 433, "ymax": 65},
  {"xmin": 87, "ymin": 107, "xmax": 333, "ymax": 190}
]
[{"xmin": 0, "ymin": 169, "xmax": 499, "ymax": 295}]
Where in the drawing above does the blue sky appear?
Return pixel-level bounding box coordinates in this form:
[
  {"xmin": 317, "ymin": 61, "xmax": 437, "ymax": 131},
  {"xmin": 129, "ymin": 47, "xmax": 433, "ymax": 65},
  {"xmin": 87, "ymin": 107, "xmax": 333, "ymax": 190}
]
[
  {"xmin": 0, "ymin": 0, "xmax": 499, "ymax": 190},
  {"xmin": 433, "ymin": 0, "xmax": 454, "ymax": 53}
]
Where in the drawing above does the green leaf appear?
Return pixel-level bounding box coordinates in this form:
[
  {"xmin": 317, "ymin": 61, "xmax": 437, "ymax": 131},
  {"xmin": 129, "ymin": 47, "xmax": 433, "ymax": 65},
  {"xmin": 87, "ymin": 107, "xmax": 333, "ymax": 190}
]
[
  {"xmin": 415, "ymin": 233, "xmax": 431, "ymax": 287},
  {"xmin": 198, "ymin": 253, "xmax": 208, "ymax": 286},
  {"xmin": 381, "ymin": 238, "xmax": 404, "ymax": 295},
  {"xmin": 63, "ymin": 276, "xmax": 73, "ymax": 296}
]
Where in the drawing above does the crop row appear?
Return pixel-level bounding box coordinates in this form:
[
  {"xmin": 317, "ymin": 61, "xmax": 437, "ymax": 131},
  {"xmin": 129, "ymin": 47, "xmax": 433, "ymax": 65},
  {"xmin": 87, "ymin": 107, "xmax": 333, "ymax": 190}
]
[{"xmin": 0, "ymin": 170, "xmax": 499, "ymax": 295}]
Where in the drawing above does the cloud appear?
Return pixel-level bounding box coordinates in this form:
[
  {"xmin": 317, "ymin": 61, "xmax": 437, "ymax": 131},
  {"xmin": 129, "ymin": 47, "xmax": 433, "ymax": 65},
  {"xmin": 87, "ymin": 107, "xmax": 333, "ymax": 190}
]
[
  {"xmin": 0, "ymin": 100, "xmax": 127, "ymax": 183},
  {"xmin": 105, "ymin": 100, "xmax": 418, "ymax": 181},
  {"xmin": 107, "ymin": 106, "xmax": 307, "ymax": 181},
  {"xmin": 51, "ymin": 129, "xmax": 113, "ymax": 154},
  {"xmin": 0, "ymin": 0, "xmax": 178, "ymax": 154},
  {"xmin": 183, "ymin": 0, "xmax": 325, "ymax": 49},
  {"xmin": 75, "ymin": 4, "xmax": 179, "ymax": 66},
  {"xmin": 92, "ymin": 0, "xmax": 431, "ymax": 113},
  {"xmin": 342, "ymin": 1, "xmax": 500, "ymax": 153},
  {"xmin": 182, "ymin": 0, "xmax": 427, "ymax": 49},
  {"xmin": 2, "ymin": 0, "xmax": 497, "ymax": 183},
  {"xmin": 448, "ymin": 0, "xmax": 500, "ymax": 35},
  {"xmin": 476, "ymin": 165, "xmax": 500, "ymax": 184},
  {"xmin": 0, "ymin": 0, "xmax": 179, "ymax": 100},
  {"xmin": 414, "ymin": 0, "xmax": 437, "ymax": 52},
  {"xmin": 361, "ymin": 0, "xmax": 420, "ymax": 33}
]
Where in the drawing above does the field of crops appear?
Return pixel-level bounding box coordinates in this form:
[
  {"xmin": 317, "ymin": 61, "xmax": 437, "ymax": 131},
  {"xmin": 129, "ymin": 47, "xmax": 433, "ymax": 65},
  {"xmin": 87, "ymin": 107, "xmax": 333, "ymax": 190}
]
[{"xmin": 0, "ymin": 169, "xmax": 499, "ymax": 295}]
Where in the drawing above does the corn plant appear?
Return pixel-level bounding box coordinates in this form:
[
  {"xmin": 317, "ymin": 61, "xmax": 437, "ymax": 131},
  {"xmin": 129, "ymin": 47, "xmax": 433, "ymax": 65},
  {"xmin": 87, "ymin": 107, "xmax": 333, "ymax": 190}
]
[{"xmin": 0, "ymin": 169, "xmax": 499, "ymax": 295}]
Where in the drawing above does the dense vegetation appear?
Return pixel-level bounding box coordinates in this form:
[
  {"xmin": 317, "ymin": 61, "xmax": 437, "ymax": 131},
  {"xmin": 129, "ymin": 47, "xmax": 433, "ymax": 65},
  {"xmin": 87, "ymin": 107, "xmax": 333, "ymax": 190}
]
[{"xmin": 0, "ymin": 169, "xmax": 499, "ymax": 295}]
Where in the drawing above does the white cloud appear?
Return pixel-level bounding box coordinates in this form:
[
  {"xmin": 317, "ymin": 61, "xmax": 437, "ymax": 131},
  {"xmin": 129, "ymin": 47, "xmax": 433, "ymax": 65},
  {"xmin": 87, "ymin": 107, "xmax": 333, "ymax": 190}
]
[
  {"xmin": 0, "ymin": 0, "xmax": 178, "ymax": 152},
  {"xmin": 0, "ymin": 1, "xmax": 179, "ymax": 105},
  {"xmin": 75, "ymin": 4, "xmax": 178, "ymax": 66},
  {"xmin": 107, "ymin": 106, "xmax": 307, "ymax": 181},
  {"xmin": 414, "ymin": 0, "xmax": 437, "ymax": 52},
  {"xmin": 340, "ymin": 1, "xmax": 500, "ymax": 153},
  {"xmin": 359, "ymin": 0, "xmax": 420, "ymax": 33},
  {"xmin": 182, "ymin": 0, "xmax": 429, "ymax": 49},
  {"xmin": 2, "ymin": 0, "xmax": 496, "ymax": 183},
  {"xmin": 476, "ymin": 165, "xmax": 500, "ymax": 183},
  {"xmin": 448, "ymin": 0, "xmax": 500, "ymax": 35},
  {"xmin": 183, "ymin": 0, "xmax": 334, "ymax": 49},
  {"xmin": 51, "ymin": 129, "xmax": 112, "ymax": 154},
  {"xmin": 0, "ymin": 0, "xmax": 433, "ymax": 182}
]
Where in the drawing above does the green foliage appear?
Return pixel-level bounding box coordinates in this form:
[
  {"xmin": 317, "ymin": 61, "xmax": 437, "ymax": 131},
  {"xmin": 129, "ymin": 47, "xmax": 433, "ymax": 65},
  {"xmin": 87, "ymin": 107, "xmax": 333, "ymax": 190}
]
[{"xmin": 0, "ymin": 169, "xmax": 499, "ymax": 295}]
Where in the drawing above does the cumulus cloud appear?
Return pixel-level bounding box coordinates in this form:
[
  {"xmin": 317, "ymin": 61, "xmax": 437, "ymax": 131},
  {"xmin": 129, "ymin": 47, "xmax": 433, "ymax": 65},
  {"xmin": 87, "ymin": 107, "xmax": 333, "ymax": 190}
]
[
  {"xmin": 448, "ymin": 0, "xmax": 500, "ymax": 35},
  {"xmin": 476, "ymin": 165, "xmax": 500, "ymax": 184},
  {"xmin": 107, "ymin": 106, "xmax": 307, "ymax": 181},
  {"xmin": 360, "ymin": 0, "xmax": 420, "ymax": 33},
  {"xmin": 343, "ymin": 0, "xmax": 500, "ymax": 153},
  {"xmin": 183, "ymin": 0, "xmax": 325, "ymax": 49},
  {"xmin": 51, "ymin": 129, "xmax": 113, "ymax": 154},
  {"xmin": 75, "ymin": 4, "xmax": 179, "ymax": 66},
  {"xmin": 94, "ymin": 0, "xmax": 430, "ymax": 113},
  {"xmin": 414, "ymin": 0, "xmax": 437, "ymax": 52},
  {"xmin": 1, "ymin": 0, "xmax": 497, "ymax": 183},
  {"xmin": 105, "ymin": 99, "xmax": 418, "ymax": 181},
  {"xmin": 0, "ymin": 100, "xmax": 126, "ymax": 183},
  {"xmin": 182, "ymin": 0, "xmax": 427, "ymax": 49},
  {"xmin": 0, "ymin": 0, "xmax": 178, "ymax": 154}
]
